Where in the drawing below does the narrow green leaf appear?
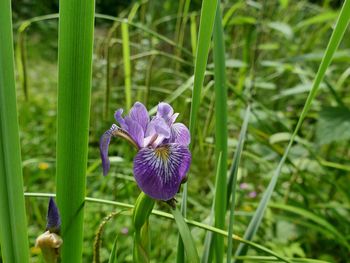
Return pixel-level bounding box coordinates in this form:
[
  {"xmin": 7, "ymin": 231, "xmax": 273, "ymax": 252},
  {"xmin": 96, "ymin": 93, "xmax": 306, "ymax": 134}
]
[
  {"xmin": 178, "ymin": 0, "xmax": 218, "ymax": 261},
  {"xmin": 172, "ymin": 208, "xmax": 200, "ymax": 263},
  {"xmin": 234, "ymin": 0, "xmax": 350, "ymax": 260},
  {"xmin": 132, "ymin": 193, "xmax": 155, "ymax": 263},
  {"xmin": 0, "ymin": 0, "xmax": 30, "ymax": 262},
  {"xmin": 56, "ymin": 0, "xmax": 95, "ymax": 262},
  {"xmin": 108, "ymin": 236, "xmax": 118, "ymax": 263},
  {"xmin": 227, "ymin": 105, "xmax": 251, "ymax": 263},
  {"xmin": 212, "ymin": 3, "xmax": 228, "ymax": 263}
]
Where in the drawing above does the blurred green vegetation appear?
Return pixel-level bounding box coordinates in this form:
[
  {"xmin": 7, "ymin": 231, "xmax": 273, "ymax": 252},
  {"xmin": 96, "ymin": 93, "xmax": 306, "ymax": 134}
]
[{"xmin": 13, "ymin": 0, "xmax": 350, "ymax": 262}]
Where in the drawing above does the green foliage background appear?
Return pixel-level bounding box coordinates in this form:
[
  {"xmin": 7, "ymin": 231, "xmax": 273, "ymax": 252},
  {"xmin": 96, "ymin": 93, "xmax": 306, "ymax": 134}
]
[{"xmin": 10, "ymin": 0, "xmax": 350, "ymax": 262}]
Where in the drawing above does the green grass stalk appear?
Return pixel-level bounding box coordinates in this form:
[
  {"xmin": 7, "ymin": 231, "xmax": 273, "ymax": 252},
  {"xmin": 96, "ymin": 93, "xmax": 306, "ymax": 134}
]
[
  {"xmin": 0, "ymin": 1, "xmax": 30, "ymax": 262},
  {"xmin": 121, "ymin": 21, "xmax": 132, "ymax": 110},
  {"xmin": 234, "ymin": 0, "xmax": 350, "ymax": 260},
  {"xmin": 56, "ymin": 0, "xmax": 95, "ymax": 262}
]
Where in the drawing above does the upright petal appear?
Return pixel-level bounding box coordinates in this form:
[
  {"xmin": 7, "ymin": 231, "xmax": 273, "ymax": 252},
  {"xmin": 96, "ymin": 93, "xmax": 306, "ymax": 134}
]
[
  {"xmin": 133, "ymin": 144, "xmax": 191, "ymax": 200},
  {"xmin": 46, "ymin": 198, "xmax": 61, "ymax": 233},
  {"xmin": 156, "ymin": 102, "xmax": 174, "ymax": 119},
  {"xmin": 100, "ymin": 124, "xmax": 117, "ymax": 175},
  {"xmin": 170, "ymin": 123, "xmax": 190, "ymax": 146},
  {"xmin": 145, "ymin": 117, "xmax": 171, "ymax": 147},
  {"xmin": 124, "ymin": 117, "xmax": 145, "ymax": 148},
  {"xmin": 129, "ymin": 102, "xmax": 149, "ymax": 132}
]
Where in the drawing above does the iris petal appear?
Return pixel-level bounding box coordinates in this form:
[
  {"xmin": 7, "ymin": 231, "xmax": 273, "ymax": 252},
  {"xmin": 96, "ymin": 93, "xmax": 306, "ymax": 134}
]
[
  {"xmin": 100, "ymin": 124, "xmax": 117, "ymax": 175},
  {"xmin": 129, "ymin": 102, "xmax": 149, "ymax": 132},
  {"xmin": 46, "ymin": 198, "xmax": 61, "ymax": 233},
  {"xmin": 133, "ymin": 144, "xmax": 191, "ymax": 200},
  {"xmin": 114, "ymin": 109, "xmax": 128, "ymax": 130},
  {"xmin": 170, "ymin": 123, "xmax": 190, "ymax": 146},
  {"xmin": 124, "ymin": 117, "xmax": 144, "ymax": 148},
  {"xmin": 157, "ymin": 102, "xmax": 174, "ymax": 119}
]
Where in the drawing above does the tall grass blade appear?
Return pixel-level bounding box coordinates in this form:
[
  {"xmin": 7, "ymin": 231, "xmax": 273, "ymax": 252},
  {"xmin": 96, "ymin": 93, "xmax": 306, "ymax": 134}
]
[
  {"xmin": 211, "ymin": 3, "xmax": 228, "ymax": 263},
  {"xmin": 56, "ymin": 0, "xmax": 95, "ymax": 262},
  {"xmin": 121, "ymin": 21, "xmax": 132, "ymax": 110},
  {"xmin": 202, "ymin": 152, "xmax": 223, "ymax": 263},
  {"xmin": 234, "ymin": 0, "xmax": 350, "ymax": 260},
  {"xmin": 0, "ymin": 0, "xmax": 30, "ymax": 261},
  {"xmin": 177, "ymin": 0, "xmax": 218, "ymax": 261},
  {"xmin": 227, "ymin": 105, "xmax": 251, "ymax": 263}
]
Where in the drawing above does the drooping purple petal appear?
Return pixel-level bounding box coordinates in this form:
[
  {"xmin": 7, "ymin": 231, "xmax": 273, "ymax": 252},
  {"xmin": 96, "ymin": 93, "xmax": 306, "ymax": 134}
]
[
  {"xmin": 46, "ymin": 198, "xmax": 61, "ymax": 233},
  {"xmin": 133, "ymin": 144, "xmax": 191, "ymax": 200},
  {"xmin": 124, "ymin": 117, "xmax": 144, "ymax": 148},
  {"xmin": 170, "ymin": 123, "xmax": 190, "ymax": 146},
  {"xmin": 129, "ymin": 102, "xmax": 149, "ymax": 132},
  {"xmin": 100, "ymin": 124, "xmax": 117, "ymax": 175}
]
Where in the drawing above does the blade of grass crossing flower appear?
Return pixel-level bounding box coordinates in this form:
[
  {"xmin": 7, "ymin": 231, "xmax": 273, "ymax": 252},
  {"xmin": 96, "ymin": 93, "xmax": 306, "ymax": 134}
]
[
  {"xmin": 172, "ymin": 208, "xmax": 200, "ymax": 263},
  {"xmin": 121, "ymin": 21, "xmax": 132, "ymax": 110},
  {"xmin": 211, "ymin": 3, "xmax": 228, "ymax": 263},
  {"xmin": 234, "ymin": 0, "xmax": 350, "ymax": 260},
  {"xmin": 178, "ymin": 0, "xmax": 218, "ymax": 261},
  {"xmin": 56, "ymin": 0, "xmax": 95, "ymax": 262},
  {"xmin": 0, "ymin": 0, "xmax": 30, "ymax": 262},
  {"xmin": 227, "ymin": 105, "xmax": 251, "ymax": 263}
]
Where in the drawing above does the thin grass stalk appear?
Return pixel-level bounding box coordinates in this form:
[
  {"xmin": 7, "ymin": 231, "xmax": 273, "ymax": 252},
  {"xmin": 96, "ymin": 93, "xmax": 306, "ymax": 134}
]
[
  {"xmin": 104, "ymin": 23, "xmax": 120, "ymax": 120},
  {"xmin": 0, "ymin": 1, "xmax": 30, "ymax": 262},
  {"xmin": 56, "ymin": 0, "xmax": 95, "ymax": 262},
  {"xmin": 190, "ymin": 13, "xmax": 198, "ymax": 59},
  {"xmin": 226, "ymin": 105, "xmax": 251, "ymax": 263},
  {"xmin": 177, "ymin": 0, "xmax": 218, "ymax": 261},
  {"xmin": 16, "ymin": 25, "xmax": 29, "ymax": 101},
  {"xmin": 211, "ymin": 3, "xmax": 228, "ymax": 263},
  {"xmin": 234, "ymin": 0, "xmax": 350, "ymax": 260},
  {"xmin": 121, "ymin": 21, "xmax": 132, "ymax": 110}
]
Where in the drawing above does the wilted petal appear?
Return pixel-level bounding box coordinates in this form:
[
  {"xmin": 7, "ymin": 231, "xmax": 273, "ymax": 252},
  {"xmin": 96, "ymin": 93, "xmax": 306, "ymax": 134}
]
[
  {"xmin": 170, "ymin": 123, "xmax": 190, "ymax": 146},
  {"xmin": 46, "ymin": 198, "xmax": 61, "ymax": 233},
  {"xmin": 157, "ymin": 102, "xmax": 174, "ymax": 119},
  {"xmin": 124, "ymin": 117, "xmax": 144, "ymax": 148},
  {"xmin": 100, "ymin": 124, "xmax": 117, "ymax": 176},
  {"xmin": 133, "ymin": 144, "xmax": 191, "ymax": 200},
  {"xmin": 129, "ymin": 102, "xmax": 149, "ymax": 132},
  {"xmin": 114, "ymin": 109, "xmax": 128, "ymax": 130}
]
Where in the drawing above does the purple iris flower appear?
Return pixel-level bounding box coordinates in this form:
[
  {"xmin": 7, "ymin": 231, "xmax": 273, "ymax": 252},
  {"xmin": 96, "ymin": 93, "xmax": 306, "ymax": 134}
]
[{"xmin": 100, "ymin": 102, "xmax": 191, "ymax": 201}]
